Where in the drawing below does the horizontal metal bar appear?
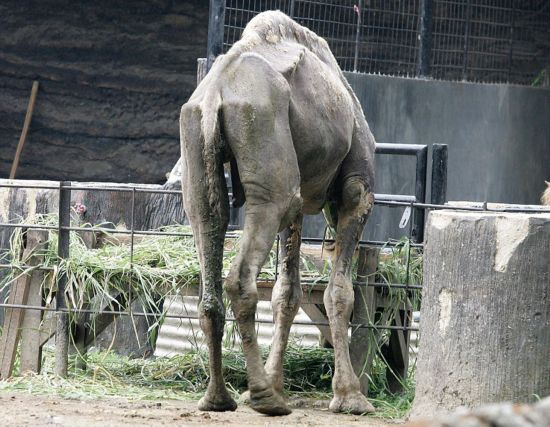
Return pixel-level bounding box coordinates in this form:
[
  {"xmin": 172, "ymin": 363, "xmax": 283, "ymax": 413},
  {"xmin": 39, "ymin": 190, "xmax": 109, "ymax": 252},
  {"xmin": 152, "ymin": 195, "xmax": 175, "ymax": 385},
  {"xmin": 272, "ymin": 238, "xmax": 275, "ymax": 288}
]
[
  {"xmin": 0, "ymin": 263, "xmax": 55, "ymax": 271},
  {"xmin": 376, "ymin": 143, "xmax": 428, "ymax": 155},
  {"xmin": 2, "ymin": 206, "xmax": 543, "ymax": 235},
  {"xmin": 1, "ymin": 185, "xmax": 415, "ymax": 204},
  {"xmin": 300, "ymin": 236, "xmax": 424, "ymax": 248},
  {"xmin": 64, "ymin": 185, "xmax": 182, "ymax": 195},
  {"xmin": 0, "ymin": 264, "xmax": 420, "ymax": 289},
  {"xmin": 0, "ymin": 302, "xmax": 418, "ymax": 332},
  {"xmin": 358, "ymin": 282, "xmax": 422, "ymax": 290},
  {"xmin": 0, "ymin": 223, "xmax": 58, "ymax": 231},
  {"xmin": 0, "ymin": 182, "xmax": 60, "ymax": 190},
  {"xmin": 375, "ymin": 193, "xmax": 417, "ymax": 203},
  {"xmin": 0, "ymin": 182, "xmax": 180, "ymax": 194}
]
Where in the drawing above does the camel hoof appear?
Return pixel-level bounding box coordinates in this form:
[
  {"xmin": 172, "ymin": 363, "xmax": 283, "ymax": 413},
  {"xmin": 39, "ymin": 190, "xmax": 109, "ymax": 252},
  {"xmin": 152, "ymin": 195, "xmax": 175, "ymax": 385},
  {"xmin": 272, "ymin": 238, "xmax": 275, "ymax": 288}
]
[
  {"xmin": 250, "ymin": 389, "xmax": 292, "ymax": 416},
  {"xmin": 329, "ymin": 392, "xmax": 375, "ymax": 415},
  {"xmin": 238, "ymin": 390, "xmax": 251, "ymax": 404},
  {"xmin": 198, "ymin": 394, "xmax": 238, "ymax": 412}
]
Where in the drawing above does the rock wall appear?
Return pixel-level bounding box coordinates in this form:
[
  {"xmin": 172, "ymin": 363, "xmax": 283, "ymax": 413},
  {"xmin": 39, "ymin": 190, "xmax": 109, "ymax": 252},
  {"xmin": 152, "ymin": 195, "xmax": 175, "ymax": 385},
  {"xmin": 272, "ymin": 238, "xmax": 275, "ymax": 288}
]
[{"xmin": 0, "ymin": 0, "xmax": 208, "ymax": 184}]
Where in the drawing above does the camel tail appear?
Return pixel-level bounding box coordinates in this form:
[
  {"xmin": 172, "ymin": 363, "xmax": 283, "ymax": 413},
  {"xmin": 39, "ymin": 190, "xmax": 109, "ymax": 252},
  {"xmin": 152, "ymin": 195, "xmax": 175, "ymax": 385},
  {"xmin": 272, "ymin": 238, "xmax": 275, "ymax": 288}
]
[{"xmin": 200, "ymin": 89, "xmax": 225, "ymax": 212}]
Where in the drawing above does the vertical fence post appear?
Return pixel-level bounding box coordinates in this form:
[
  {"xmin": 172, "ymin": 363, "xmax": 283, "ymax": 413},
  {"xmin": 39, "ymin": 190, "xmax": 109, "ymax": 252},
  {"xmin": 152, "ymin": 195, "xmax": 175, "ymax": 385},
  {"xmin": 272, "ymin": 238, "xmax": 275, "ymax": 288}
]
[
  {"xmin": 416, "ymin": 0, "xmax": 433, "ymax": 77},
  {"xmin": 353, "ymin": 0, "xmax": 364, "ymax": 72},
  {"xmin": 430, "ymin": 144, "xmax": 448, "ymax": 205},
  {"xmin": 507, "ymin": 2, "xmax": 516, "ymax": 81},
  {"xmin": 289, "ymin": 0, "xmax": 296, "ymax": 18},
  {"xmin": 414, "ymin": 146, "xmax": 428, "ymax": 243},
  {"xmin": 55, "ymin": 181, "xmax": 71, "ymax": 377},
  {"xmin": 462, "ymin": 0, "xmax": 472, "ymax": 80},
  {"xmin": 197, "ymin": 58, "xmax": 208, "ymax": 85},
  {"xmin": 207, "ymin": 0, "xmax": 226, "ymax": 71}
]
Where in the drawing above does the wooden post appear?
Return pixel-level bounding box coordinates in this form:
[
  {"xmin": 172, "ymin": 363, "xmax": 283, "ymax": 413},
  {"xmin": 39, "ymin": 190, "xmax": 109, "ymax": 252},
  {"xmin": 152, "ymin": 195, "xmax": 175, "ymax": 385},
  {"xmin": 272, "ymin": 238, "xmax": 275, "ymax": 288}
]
[
  {"xmin": 9, "ymin": 81, "xmax": 39, "ymax": 179},
  {"xmin": 411, "ymin": 210, "xmax": 550, "ymax": 417},
  {"xmin": 383, "ymin": 302, "xmax": 412, "ymax": 394},
  {"xmin": 197, "ymin": 58, "xmax": 207, "ymax": 85},
  {"xmin": 69, "ymin": 307, "xmax": 89, "ymax": 370},
  {"xmin": 350, "ymin": 246, "xmax": 379, "ymax": 396},
  {"xmin": 0, "ymin": 229, "xmax": 47, "ymax": 378},
  {"xmin": 19, "ymin": 230, "xmax": 48, "ymax": 374}
]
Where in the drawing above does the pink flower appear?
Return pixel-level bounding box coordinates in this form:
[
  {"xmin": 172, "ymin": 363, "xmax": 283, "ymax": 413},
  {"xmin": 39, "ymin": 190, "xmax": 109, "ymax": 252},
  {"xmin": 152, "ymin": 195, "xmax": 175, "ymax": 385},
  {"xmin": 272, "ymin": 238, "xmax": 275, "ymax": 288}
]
[{"xmin": 74, "ymin": 203, "xmax": 87, "ymax": 215}]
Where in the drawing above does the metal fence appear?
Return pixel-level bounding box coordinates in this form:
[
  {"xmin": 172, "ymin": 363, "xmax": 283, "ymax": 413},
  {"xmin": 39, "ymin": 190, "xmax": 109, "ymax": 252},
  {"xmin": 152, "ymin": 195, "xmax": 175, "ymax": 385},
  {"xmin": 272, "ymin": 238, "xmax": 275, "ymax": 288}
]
[
  {"xmin": 0, "ymin": 180, "xmax": 424, "ymax": 378},
  {"xmin": 2, "ymin": 175, "xmax": 550, "ymax": 380},
  {"xmin": 220, "ymin": 0, "xmax": 550, "ymax": 85}
]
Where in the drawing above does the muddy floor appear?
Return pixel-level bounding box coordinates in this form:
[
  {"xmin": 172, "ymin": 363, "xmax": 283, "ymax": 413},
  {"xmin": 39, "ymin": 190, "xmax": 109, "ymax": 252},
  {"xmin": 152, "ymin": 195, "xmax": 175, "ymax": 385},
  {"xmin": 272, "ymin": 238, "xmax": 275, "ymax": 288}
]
[{"xmin": 1, "ymin": 392, "xmax": 402, "ymax": 426}]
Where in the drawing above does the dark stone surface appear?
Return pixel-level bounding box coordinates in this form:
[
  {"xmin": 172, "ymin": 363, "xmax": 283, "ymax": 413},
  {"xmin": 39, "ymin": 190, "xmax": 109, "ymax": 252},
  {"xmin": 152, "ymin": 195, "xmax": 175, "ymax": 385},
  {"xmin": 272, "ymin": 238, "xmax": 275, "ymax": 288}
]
[{"xmin": 0, "ymin": 0, "xmax": 208, "ymax": 184}]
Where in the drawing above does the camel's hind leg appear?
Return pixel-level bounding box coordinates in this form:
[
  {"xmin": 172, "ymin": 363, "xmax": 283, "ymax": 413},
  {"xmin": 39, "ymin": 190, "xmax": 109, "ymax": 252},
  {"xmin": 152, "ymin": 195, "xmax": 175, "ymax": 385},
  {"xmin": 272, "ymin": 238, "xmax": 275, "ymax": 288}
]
[
  {"xmin": 180, "ymin": 101, "xmax": 236, "ymax": 412},
  {"xmin": 264, "ymin": 214, "xmax": 303, "ymax": 394},
  {"xmin": 221, "ymin": 52, "xmax": 302, "ymax": 415},
  {"xmin": 225, "ymin": 203, "xmax": 300, "ymax": 416},
  {"xmin": 325, "ymin": 176, "xmax": 376, "ymax": 415}
]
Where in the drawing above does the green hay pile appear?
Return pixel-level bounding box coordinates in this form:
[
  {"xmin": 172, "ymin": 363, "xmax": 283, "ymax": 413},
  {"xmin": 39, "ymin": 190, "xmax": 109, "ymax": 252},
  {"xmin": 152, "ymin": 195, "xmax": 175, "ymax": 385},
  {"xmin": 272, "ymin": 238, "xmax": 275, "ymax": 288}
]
[{"xmin": 0, "ymin": 345, "xmax": 413, "ymax": 419}]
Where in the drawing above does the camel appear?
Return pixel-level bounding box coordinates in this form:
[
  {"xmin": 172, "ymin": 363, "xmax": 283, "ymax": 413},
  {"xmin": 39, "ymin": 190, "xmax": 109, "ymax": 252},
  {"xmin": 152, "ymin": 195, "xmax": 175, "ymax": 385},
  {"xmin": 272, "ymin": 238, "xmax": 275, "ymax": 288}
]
[{"xmin": 179, "ymin": 11, "xmax": 376, "ymax": 416}]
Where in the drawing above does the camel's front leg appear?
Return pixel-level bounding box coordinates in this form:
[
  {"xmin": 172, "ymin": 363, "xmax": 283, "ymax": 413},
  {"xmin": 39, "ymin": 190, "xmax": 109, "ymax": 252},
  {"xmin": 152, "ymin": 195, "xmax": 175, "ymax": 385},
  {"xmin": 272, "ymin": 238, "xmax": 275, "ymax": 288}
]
[
  {"xmin": 264, "ymin": 214, "xmax": 303, "ymax": 394},
  {"xmin": 324, "ymin": 177, "xmax": 375, "ymax": 415}
]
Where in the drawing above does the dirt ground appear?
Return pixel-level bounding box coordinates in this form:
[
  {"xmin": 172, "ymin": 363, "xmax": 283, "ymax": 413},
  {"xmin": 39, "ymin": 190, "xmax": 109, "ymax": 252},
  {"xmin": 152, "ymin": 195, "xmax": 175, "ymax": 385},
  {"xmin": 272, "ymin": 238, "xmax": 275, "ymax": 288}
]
[{"xmin": 1, "ymin": 392, "xmax": 402, "ymax": 427}]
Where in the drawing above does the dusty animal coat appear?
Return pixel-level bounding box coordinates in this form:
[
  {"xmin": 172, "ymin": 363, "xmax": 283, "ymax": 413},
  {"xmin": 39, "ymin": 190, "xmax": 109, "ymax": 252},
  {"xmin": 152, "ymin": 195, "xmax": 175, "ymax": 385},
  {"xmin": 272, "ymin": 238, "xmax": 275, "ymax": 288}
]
[{"xmin": 180, "ymin": 11, "xmax": 376, "ymax": 416}]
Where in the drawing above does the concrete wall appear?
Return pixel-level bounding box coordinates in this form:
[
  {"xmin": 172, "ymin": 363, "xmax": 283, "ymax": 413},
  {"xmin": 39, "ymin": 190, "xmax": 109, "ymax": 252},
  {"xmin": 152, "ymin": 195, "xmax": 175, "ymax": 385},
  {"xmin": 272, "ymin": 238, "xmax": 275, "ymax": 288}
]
[
  {"xmin": 303, "ymin": 74, "xmax": 550, "ymax": 240},
  {"xmin": 349, "ymin": 73, "xmax": 550, "ymax": 205}
]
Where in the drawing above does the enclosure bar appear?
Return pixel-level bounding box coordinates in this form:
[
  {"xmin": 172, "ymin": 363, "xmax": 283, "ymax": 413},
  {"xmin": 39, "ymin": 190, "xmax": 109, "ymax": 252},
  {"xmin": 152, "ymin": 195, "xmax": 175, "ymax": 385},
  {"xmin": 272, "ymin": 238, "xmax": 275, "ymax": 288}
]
[
  {"xmin": 67, "ymin": 186, "xmax": 182, "ymax": 195},
  {"xmin": 405, "ymin": 201, "xmax": 414, "ymax": 291},
  {"xmin": 0, "ymin": 182, "xmax": 183, "ymax": 195},
  {"xmin": 2, "ymin": 181, "xmax": 419, "ymax": 203},
  {"xmin": 414, "ymin": 145, "xmax": 428, "ymax": 242},
  {"xmin": 416, "ymin": 0, "xmax": 433, "ymax": 77},
  {"xmin": 207, "ymin": 0, "xmax": 226, "ymax": 70},
  {"xmin": 0, "ymin": 303, "xmax": 418, "ymax": 332},
  {"xmin": 0, "ymin": 183, "xmax": 61, "ymax": 190},
  {"xmin": 289, "ymin": 0, "xmax": 295, "ymax": 18},
  {"xmin": 0, "ymin": 222, "xmax": 426, "ymax": 246},
  {"xmin": 128, "ymin": 187, "xmax": 136, "ymax": 313},
  {"xmin": 55, "ymin": 181, "xmax": 71, "ymax": 377},
  {"xmin": 0, "ymin": 264, "xmax": 54, "ymax": 271},
  {"xmin": 130, "ymin": 187, "xmax": 136, "ymax": 269},
  {"xmin": 1, "ymin": 203, "xmax": 546, "ymax": 236},
  {"xmin": 375, "ymin": 143, "xmax": 427, "ymax": 155},
  {"xmin": 507, "ymin": 2, "xmax": 516, "ymax": 81},
  {"xmin": 376, "ymin": 193, "xmax": 416, "ymax": 203},
  {"xmin": 274, "ymin": 234, "xmax": 279, "ymax": 281},
  {"xmin": 430, "ymin": 144, "xmax": 448, "ymax": 205},
  {"xmin": 462, "ymin": 0, "xmax": 472, "ymax": 80},
  {"xmin": 300, "ymin": 236, "xmax": 424, "ymax": 248},
  {"xmin": 353, "ymin": 0, "xmax": 363, "ymax": 72}
]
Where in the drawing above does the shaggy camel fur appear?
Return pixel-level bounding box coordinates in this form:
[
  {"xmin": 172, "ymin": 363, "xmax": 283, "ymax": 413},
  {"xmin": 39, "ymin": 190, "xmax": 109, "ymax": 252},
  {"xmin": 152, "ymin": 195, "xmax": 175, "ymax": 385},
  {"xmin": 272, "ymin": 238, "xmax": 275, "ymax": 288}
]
[{"xmin": 180, "ymin": 11, "xmax": 375, "ymax": 416}]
